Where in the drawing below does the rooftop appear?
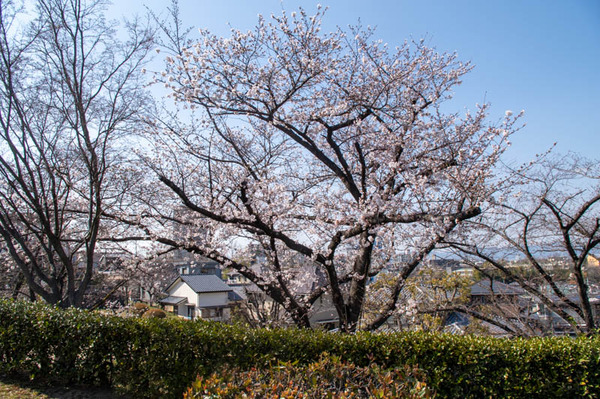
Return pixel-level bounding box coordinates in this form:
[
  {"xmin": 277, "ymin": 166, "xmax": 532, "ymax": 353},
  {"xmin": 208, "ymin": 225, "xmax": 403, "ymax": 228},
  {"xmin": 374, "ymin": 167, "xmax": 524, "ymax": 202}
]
[
  {"xmin": 471, "ymin": 280, "xmax": 525, "ymax": 296},
  {"xmin": 172, "ymin": 274, "xmax": 233, "ymax": 294}
]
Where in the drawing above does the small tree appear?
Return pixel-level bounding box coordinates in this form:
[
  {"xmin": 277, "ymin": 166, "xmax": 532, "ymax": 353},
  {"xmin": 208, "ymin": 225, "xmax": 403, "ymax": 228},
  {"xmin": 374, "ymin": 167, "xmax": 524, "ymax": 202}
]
[
  {"xmin": 0, "ymin": 0, "xmax": 153, "ymax": 307},
  {"xmin": 138, "ymin": 8, "xmax": 517, "ymax": 331},
  {"xmin": 448, "ymin": 155, "xmax": 600, "ymax": 335}
]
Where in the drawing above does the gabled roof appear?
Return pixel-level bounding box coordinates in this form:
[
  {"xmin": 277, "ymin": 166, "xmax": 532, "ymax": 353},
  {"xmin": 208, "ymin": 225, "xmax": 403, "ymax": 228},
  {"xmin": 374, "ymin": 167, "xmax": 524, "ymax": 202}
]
[{"xmin": 172, "ymin": 274, "xmax": 232, "ymax": 294}]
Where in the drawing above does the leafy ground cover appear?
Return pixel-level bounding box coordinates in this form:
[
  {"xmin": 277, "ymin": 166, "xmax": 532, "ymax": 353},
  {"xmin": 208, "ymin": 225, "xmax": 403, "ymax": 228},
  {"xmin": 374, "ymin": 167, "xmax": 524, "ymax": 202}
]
[{"xmin": 184, "ymin": 354, "xmax": 433, "ymax": 398}]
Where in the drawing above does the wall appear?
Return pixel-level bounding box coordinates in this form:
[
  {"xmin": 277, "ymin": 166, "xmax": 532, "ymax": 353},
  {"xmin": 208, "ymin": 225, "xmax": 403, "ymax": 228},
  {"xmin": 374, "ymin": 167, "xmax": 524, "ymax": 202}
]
[
  {"xmin": 198, "ymin": 291, "xmax": 229, "ymax": 307},
  {"xmin": 169, "ymin": 280, "xmax": 196, "ymax": 302},
  {"xmin": 168, "ymin": 280, "xmax": 197, "ymax": 317}
]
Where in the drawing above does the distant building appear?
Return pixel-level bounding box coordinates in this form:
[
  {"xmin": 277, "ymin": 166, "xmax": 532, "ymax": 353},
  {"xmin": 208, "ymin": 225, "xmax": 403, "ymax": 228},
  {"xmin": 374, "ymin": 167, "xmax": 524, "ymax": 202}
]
[
  {"xmin": 160, "ymin": 274, "xmax": 233, "ymax": 321},
  {"xmin": 586, "ymin": 255, "xmax": 600, "ymax": 267},
  {"xmin": 177, "ymin": 258, "xmax": 222, "ymax": 278},
  {"xmin": 470, "ymin": 280, "xmax": 525, "ymax": 305}
]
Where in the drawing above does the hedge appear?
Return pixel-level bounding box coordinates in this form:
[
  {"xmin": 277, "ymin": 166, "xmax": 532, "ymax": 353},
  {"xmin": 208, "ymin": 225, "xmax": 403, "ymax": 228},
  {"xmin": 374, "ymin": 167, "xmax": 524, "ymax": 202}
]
[{"xmin": 1, "ymin": 299, "xmax": 599, "ymax": 398}]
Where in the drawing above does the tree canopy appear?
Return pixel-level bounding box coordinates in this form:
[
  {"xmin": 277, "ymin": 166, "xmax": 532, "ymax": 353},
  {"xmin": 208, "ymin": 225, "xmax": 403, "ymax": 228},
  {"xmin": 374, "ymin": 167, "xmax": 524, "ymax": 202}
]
[
  {"xmin": 130, "ymin": 7, "xmax": 518, "ymax": 331},
  {"xmin": 0, "ymin": 0, "xmax": 153, "ymax": 307}
]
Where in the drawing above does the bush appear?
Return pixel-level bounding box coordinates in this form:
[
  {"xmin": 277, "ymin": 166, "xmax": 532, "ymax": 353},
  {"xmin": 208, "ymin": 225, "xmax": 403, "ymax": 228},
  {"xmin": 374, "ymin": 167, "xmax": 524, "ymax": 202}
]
[
  {"xmin": 183, "ymin": 354, "xmax": 434, "ymax": 398},
  {"xmin": 132, "ymin": 302, "xmax": 149, "ymax": 316},
  {"xmin": 142, "ymin": 308, "xmax": 166, "ymax": 319},
  {"xmin": 1, "ymin": 299, "xmax": 600, "ymax": 398}
]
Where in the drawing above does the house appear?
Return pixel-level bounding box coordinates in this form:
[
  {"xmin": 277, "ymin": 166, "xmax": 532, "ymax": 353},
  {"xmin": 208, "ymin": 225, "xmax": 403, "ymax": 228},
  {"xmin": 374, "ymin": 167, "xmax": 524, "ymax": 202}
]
[
  {"xmin": 470, "ymin": 280, "xmax": 525, "ymax": 305},
  {"xmin": 440, "ymin": 280, "xmax": 600, "ymax": 336},
  {"xmin": 160, "ymin": 274, "xmax": 233, "ymax": 321},
  {"xmin": 528, "ymin": 293, "xmax": 600, "ymax": 335},
  {"xmin": 226, "ymin": 269, "xmax": 252, "ymax": 285},
  {"xmin": 224, "ymin": 255, "xmax": 339, "ymax": 329},
  {"xmin": 177, "ymin": 258, "xmax": 222, "ymax": 278},
  {"xmin": 437, "ymin": 280, "xmax": 529, "ymax": 336},
  {"xmin": 289, "ymin": 263, "xmax": 339, "ymax": 329}
]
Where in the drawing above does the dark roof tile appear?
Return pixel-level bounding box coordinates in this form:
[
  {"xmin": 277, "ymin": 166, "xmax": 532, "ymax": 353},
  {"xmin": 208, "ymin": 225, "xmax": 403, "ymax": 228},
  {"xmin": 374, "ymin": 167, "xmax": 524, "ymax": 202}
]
[{"xmin": 180, "ymin": 274, "xmax": 232, "ymax": 293}]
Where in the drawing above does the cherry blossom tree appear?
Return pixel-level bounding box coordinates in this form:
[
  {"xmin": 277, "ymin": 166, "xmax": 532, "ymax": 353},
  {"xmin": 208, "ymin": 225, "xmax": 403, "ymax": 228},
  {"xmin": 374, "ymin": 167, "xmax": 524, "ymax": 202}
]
[
  {"xmin": 447, "ymin": 155, "xmax": 600, "ymax": 335},
  {"xmin": 0, "ymin": 0, "xmax": 153, "ymax": 307},
  {"xmin": 136, "ymin": 7, "xmax": 517, "ymax": 331}
]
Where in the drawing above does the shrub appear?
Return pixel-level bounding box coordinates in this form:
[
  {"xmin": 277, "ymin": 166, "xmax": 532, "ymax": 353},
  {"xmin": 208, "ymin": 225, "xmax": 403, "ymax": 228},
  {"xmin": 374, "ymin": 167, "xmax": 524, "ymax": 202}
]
[
  {"xmin": 1, "ymin": 299, "xmax": 600, "ymax": 398},
  {"xmin": 142, "ymin": 308, "xmax": 167, "ymax": 319},
  {"xmin": 132, "ymin": 302, "xmax": 149, "ymax": 316},
  {"xmin": 183, "ymin": 354, "xmax": 434, "ymax": 398}
]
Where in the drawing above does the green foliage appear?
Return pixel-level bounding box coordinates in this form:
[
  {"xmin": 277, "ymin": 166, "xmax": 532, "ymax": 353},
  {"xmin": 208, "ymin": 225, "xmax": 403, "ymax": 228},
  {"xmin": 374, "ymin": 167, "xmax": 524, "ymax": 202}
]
[
  {"xmin": 1, "ymin": 299, "xmax": 600, "ymax": 398},
  {"xmin": 183, "ymin": 354, "xmax": 434, "ymax": 398}
]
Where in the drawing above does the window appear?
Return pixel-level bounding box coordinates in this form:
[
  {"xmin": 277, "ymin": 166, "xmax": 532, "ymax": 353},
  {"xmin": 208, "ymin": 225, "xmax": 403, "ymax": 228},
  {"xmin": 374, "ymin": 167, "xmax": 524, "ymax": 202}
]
[{"xmin": 201, "ymin": 308, "xmax": 223, "ymax": 318}]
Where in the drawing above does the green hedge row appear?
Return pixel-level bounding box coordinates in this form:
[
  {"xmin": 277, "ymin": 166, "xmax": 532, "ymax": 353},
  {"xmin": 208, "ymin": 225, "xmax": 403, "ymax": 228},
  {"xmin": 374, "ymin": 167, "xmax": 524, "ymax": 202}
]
[{"xmin": 1, "ymin": 299, "xmax": 599, "ymax": 398}]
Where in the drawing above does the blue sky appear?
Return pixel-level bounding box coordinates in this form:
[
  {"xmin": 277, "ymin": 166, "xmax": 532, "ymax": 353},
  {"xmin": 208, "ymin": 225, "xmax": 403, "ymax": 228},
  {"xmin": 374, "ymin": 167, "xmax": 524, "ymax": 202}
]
[{"xmin": 109, "ymin": 1, "xmax": 600, "ymax": 165}]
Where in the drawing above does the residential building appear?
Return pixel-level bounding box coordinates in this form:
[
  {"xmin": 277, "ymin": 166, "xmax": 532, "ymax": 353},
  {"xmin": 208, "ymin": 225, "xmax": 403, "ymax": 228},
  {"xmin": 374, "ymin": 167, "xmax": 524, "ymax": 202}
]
[{"xmin": 160, "ymin": 274, "xmax": 233, "ymax": 321}]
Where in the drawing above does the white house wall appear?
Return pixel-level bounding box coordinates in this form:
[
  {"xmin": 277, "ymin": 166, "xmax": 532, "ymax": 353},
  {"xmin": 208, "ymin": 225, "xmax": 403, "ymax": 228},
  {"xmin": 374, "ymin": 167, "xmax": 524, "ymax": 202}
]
[
  {"xmin": 198, "ymin": 291, "xmax": 228, "ymax": 307},
  {"xmin": 169, "ymin": 280, "xmax": 197, "ymax": 303}
]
